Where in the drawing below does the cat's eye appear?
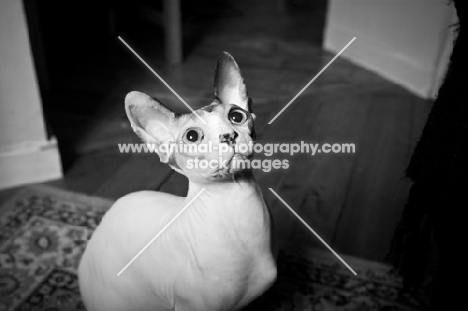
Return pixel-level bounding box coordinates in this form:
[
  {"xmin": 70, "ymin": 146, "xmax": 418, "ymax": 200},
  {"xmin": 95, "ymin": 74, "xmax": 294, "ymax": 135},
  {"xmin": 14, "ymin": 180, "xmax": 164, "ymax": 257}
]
[
  {"xmin": 183, "ymin": 128, "xmax": 203, "ymax": 144},
  {"xmin": 229, "ymin": 108, "xmax": 248, "ymax": 125}
]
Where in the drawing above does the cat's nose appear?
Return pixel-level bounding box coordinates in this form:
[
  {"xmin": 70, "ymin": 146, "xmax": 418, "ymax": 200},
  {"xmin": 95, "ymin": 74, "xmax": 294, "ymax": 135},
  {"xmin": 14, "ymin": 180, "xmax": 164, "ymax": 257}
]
[{"xmin": 219, "ymin": 131, "xmax": 239, "ymax": 146}]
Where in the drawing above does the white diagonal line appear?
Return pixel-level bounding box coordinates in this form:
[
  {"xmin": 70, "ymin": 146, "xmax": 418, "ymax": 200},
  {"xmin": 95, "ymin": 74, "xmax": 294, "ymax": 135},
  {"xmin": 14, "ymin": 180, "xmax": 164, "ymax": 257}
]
[
  {"xmin": 268, "ymin": 188, "xmax": 357, "ymax": 275},
  {"xmin": 118, "ymin": 36, "xmax": 206, "ymax": 124},
  {"xmin": 268, "ymin": 37, "xmax": 356, "ymax": 124},
  {"xmin": 117, "ymin": 188, "xmax": 206, "ymax": 276}
]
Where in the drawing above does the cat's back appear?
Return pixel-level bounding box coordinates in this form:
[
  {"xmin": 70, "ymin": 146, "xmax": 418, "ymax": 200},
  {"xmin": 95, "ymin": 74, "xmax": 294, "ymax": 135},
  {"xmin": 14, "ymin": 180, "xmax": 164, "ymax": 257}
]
[
  {"xmin": 78, "ymin": 190, "xmax": 184, "ymax": 311},
  {"xmin": 90, "ymin": 190, "xmax": 183, "ymax": 247},
  {"xmin": 103, "ymin": 190, "xmax": 183, "ymax": 225}
]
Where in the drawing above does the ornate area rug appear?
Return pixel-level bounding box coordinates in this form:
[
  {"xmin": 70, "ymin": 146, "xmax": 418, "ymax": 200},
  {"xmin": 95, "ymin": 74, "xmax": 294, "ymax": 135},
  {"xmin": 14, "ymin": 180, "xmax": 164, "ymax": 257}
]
[
  {"xmin": 0, "ymin": 186, "xmax": 110, "ymax": 311},
  {"xmin": 253, "ymin": 249, "xmax": 430, "ymax": 311},
  {"xmin": 0, "ymin": 186, "xmax": 429, "ymax": 311}
]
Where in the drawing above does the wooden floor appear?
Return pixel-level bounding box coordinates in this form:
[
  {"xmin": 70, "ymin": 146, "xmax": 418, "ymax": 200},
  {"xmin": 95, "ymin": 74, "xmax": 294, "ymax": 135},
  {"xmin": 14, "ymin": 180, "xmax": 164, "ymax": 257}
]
[{"xmin": 1, "ymin": 0, "xmax": 432, "ymax": 263}]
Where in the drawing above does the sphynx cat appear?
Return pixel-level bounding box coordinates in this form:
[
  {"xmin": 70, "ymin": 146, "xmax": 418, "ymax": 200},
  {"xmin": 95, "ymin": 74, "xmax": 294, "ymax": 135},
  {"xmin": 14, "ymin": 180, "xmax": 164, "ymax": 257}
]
[{"xmin": 78, "ymin": 52, "xmax": 277, "ymax": 311}]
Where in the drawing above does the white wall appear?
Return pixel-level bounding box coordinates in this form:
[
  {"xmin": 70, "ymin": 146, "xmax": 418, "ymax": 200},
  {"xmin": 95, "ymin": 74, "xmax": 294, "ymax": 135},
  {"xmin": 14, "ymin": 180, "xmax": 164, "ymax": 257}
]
[
  {"xmin": 0, "ymin": 0, "xmax": 61, "ymax": 189},
  {"xmin": 324, "ymin": 0, "xmax": 455, "ymax": 98}
]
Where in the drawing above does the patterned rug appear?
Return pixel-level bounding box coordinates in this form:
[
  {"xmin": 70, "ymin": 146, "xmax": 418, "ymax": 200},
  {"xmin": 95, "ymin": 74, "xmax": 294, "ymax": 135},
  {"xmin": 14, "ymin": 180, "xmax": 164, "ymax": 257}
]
[
  {"xmin": 252, "ymin": 249, "xmax": 430, "ymax": 311},
  {"xmin": 0, "ymin": 186, "xmax": 429, "ymax": 311}
]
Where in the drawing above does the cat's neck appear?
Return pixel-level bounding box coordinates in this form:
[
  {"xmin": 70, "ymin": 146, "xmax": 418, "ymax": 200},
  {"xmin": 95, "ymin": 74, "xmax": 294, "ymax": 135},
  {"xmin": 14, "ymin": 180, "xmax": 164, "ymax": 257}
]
[
  {"xmin": 178, "ymin": 169, "xmax": 271, "ymax": 257},
  {"xmin": 183, "ymin": 169, "xmax": 264, "ymax": 215},
  {"xmin": 187, "ymin": 169, "xmax": 257, "ymax": 195}
]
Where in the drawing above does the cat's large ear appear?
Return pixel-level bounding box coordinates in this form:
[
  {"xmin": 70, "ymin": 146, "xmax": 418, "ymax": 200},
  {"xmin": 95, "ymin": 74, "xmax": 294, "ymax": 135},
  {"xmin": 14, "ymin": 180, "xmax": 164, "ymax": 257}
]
[
  {"xmin": 125, "ymin": 91, "xmax": 178, "ymax": 163},
  {"xmin": 213, "ymin": 52, "xmax": 250, "ymax": 111}
]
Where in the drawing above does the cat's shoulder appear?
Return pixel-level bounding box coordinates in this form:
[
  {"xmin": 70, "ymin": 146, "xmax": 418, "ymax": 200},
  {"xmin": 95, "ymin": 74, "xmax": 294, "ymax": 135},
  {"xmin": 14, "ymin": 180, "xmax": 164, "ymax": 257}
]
[
  {"xmin": 106, "ymin": 190, "xmax": 184, "ymax": 217},
  {"xmin": 119, "ymin": 190, "xmax": 182, "ymax": 205}
]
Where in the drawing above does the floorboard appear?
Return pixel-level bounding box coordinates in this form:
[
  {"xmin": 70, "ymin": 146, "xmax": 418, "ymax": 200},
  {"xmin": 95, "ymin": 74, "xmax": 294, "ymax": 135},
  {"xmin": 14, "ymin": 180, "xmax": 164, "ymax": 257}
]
[{"xmin": 0, "ymin": 0, "xmax": 434, "ymax": 263}]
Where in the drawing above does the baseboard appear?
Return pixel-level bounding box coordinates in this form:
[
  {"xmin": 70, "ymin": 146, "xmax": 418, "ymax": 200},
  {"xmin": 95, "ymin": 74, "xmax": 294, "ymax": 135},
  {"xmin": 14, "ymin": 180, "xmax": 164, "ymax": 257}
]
[
  {"xmin": 324, "ymin": 25, "xmax": 447, "ymax": 99},
  {"xmin": 0, "ymin": 138, "xmax": 62, "ymax": 189}
]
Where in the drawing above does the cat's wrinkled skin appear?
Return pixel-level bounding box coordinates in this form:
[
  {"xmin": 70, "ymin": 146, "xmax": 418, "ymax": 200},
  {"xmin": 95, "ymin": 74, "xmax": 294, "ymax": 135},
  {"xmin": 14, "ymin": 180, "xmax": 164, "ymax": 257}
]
[{"xmin": 78, "ymin": 52, "xmax": 277, "ymax": 311}]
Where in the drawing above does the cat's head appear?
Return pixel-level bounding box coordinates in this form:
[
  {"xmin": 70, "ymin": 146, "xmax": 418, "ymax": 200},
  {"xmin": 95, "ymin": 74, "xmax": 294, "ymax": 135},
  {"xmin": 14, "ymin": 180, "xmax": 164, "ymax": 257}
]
[{"xmin": 125, "ymin": 52, "xmax": 256, "ymax": 184}]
